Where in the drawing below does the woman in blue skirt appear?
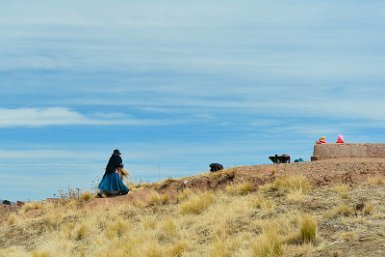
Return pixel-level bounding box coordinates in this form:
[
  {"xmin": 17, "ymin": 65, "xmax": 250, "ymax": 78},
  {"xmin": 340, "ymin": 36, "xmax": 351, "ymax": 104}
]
[{"xmin": 98, "ymin": 149, "xmax": 129, "ymax": 197}]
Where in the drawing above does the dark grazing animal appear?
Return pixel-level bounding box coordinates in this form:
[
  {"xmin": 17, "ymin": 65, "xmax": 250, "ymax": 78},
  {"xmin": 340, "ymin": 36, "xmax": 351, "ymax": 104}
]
[
  {"xmin": 210, "ymin": 163, "xmax": 224, "ymax": 172},
  {"xmin": 2, "ymin": 200, "xmax": 11, "ymax": 205},
  {"xmin": 269, "ymin": 154, "xmax": 291, "ymax": 164}
]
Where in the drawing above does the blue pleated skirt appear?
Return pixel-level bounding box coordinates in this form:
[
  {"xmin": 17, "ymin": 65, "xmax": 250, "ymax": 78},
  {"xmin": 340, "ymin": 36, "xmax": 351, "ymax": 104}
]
[{"xmin": 98, "ymin": 172, "xmax": 129, "ymax": 195}]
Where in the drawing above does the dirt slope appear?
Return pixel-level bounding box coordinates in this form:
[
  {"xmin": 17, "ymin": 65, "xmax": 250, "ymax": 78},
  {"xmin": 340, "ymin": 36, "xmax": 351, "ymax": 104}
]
[{"xmin": 93, "ymin": 158, "xmax": 385, "ymax": 205}]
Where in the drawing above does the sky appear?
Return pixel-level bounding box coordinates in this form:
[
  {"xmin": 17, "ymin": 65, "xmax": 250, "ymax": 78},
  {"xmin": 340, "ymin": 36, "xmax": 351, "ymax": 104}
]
[{"xmin": 1, "ymin": 0, "xmax": 385, "ymax": 201}]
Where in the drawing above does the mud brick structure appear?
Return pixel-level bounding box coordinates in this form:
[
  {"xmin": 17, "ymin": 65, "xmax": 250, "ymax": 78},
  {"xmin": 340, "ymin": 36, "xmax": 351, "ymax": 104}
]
[{"xmin": 311, "ymin": 143, "xmax": 385, "ymax": 161}]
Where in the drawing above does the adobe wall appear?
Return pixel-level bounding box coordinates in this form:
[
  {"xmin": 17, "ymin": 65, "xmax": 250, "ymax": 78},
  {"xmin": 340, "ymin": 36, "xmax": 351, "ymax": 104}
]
[{"xmin": 311, "ymin": 143, "xmax": 385, "ymax": 161}]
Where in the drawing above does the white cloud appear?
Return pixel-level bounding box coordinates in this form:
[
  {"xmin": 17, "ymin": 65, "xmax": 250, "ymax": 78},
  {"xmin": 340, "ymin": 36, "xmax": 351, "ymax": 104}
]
[{"xmin": 0, "ymin": 107, "xmax": 170, "ymax": 127}]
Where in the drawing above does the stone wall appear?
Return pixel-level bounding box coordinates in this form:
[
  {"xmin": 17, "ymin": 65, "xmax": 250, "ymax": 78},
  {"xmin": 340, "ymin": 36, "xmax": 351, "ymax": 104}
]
[{"xmin": 311, "ymin": 143, "xmax": 385, "ymax": 161}]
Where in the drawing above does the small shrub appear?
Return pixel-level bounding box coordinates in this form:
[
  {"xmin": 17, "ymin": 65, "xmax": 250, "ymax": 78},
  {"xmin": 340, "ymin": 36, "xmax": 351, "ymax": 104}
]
[{"xmin": 180, "ymin": 192, "xmax": 214, "ymax": 215}]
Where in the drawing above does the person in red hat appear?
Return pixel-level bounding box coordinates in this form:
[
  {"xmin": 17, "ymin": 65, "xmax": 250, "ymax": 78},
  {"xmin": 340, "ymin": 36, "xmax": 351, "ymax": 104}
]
[{"xmin": 336, "ymin": 134, "xmax": 344, "ymax": 144}]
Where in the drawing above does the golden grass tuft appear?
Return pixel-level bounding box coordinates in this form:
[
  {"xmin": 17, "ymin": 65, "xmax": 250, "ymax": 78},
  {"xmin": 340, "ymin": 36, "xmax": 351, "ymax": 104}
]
[
  {"xmin": 286, "ymin": 190, "xmax": 305, "ymax": 203},
  {"xmin": 7, "ymin": 213, "xmax": 19, "ymax": 225},
  {"xmin": 299, "ymin": 214, "xmax": 317, "ymax": 243},
  {"xmin": 80, "ymin": 191, "xmax": 94, "ymax": 201},
  {"xmin": 366, "ymin": 176, "xmax": 385, "ymax": 186},
  {"xmin": 363, "ymin": 203, "xmax": 375, "ymax": 216},
  {"xmin": 264, "ymin": 175, "xmax": 311, "ymax": 195},
  {"xmin": 157, "ymin": 178, "xmax": 178, "ymax": 190},
  {"xmin": 31, "ymin": 249, "xmax": 51, "ymax": 257},
  {"xmin": 73, "ymin": 220, "xmax": 92, "ymax": 241},
  {"xmin": 180, "ymin": 192, "xmax": 214, "ymax": 215},
  {"xmin": 145, "ymin": 243, "xmax": 164, "ymax": 257},
  {"xmin": 209, "ymin": 240, "xmax": 232, "ymax": 257},
  {"xmin": 148, "ymin": 192, "xmax": 169, "ymax": 206},
  {"xmin": 175, "ymin": 188, "xmax": 193, "ymax": 203},
  {"xmin": 284, "ymin": 214, "xmax": 317, "ymax": 245},
  {"xmin": 339, "ymin": 231, "xmax": 358, "ymax": 241},
  {"xmin": 23, "ymin": 201, "xmax": 43, "ymax": 212},
  {"xmin": 327, "ymin": 204, "xmax": 354, "ymax": 218},
  {"xmin": 331, "ymin": 183, "xmax": 350, "ymax": 198},
  {"xmin": 251, "ymin": 195, "xmax": 273, "ymax": 210},
  {"xmin": 166, "ymin": 240, "xmax": 187, "ymax": 257},
  {"xmin": 225, "ymin": 181, "xmax": 255, "ymax": 196},
  {"xmin": 251, "ymin": 230, "xmax": 283, "ymax": 257},
  {"xmin": 158, "ymin": 219, "xmax": 178, "ymax": 242}
]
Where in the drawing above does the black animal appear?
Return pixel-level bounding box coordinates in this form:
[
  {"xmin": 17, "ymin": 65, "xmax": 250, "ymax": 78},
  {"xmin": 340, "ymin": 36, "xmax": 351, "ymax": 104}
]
[
  {"xmin": 210, "ymin": 163, "xmax": 224, "ymax": 172},
  {"xmin": 2, "ymin": 200, "xmax": 11, "ymax": 205},
  {"xmin": 269, "ymin": 154, "xmax": 291, "ymax": 164}
]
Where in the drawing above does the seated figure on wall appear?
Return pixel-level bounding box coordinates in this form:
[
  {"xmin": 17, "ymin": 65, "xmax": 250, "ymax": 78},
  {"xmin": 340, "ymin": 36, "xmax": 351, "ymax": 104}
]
[
  {"xmin": 315, "ymin": 136, "xmax": 327, "ymax": 144},
  {"xmin": 336, "ymin": 134, "xmax": 344, "ymax": 144}
]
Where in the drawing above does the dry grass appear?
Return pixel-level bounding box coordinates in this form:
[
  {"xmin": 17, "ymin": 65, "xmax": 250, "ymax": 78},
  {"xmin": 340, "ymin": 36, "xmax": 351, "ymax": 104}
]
[
  {"xmin": 263, "ymin": 174, "xmax": 311, "ymax": 195},
  {"xmin": 3, "ymin": 174, "xmax": 385, "ymax": 257},
  {"xmin": 180, "ymin": 192, "xmax": 214, "ymax": 215},
  {"xmin": 225, "ymin": 181, "xmax": 255, "ymax": 196},
  {"xmin": 299, "ymin": 214, "xmax": 317, "ymax": 243},
  {"xmin": 80, "ymin": 191, "xmax": 94, "ymax": 202},
  {"xmin": 251, "ymin": 229, "xmax": 283, "ymax": 257},
  {"xmin": 147, "ymin": 192, "xmax": 169, "ymax": 206},
  {"xmin": 366, "ymin": 176, "xmax": 385, "ymax": 186},
  {"xmin": 331, "ymin": 183, "xmax": 350, "ymax": 199},
  {"xmin": 22, "ymin": 201, "xmax": 43, "ymax": 212}
]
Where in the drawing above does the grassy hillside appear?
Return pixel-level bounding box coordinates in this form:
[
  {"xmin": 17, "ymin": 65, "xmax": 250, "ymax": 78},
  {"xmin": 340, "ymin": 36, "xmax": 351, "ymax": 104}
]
[{"xmin": 1, "ymin": 160, "xmax": 385, "ymax": 257}]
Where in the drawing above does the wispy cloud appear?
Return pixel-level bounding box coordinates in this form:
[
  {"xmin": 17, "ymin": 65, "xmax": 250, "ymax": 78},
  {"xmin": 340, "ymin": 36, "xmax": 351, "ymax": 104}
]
[{"xmin": 0, "ymin": 107, "xmax": 173, "ymax": 127}]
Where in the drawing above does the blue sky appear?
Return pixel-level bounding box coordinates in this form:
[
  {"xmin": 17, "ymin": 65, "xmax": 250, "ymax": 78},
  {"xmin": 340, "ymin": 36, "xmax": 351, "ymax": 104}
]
[{"xmin": 1, "ymin": 1, "xmax": 385, "ymax": 201}]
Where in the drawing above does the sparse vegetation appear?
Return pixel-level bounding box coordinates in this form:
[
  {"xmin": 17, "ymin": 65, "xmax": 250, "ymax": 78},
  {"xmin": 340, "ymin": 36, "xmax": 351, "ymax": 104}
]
[{"xmin": 2, "ymin": 161, "xmax": 385, "ymax": 257}]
